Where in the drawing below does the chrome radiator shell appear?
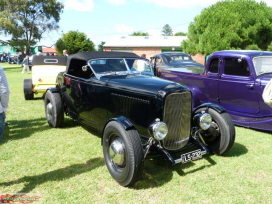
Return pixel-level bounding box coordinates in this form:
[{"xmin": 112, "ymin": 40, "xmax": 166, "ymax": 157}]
[{"xmin": 162, "ymin": 92, "xmax": 192, "ymax": 150}]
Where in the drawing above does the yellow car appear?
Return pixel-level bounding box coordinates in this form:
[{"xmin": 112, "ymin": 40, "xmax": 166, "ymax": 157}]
[{"xmin": 23, "ymin": 55, "xmax": 67, "ymax": 100}]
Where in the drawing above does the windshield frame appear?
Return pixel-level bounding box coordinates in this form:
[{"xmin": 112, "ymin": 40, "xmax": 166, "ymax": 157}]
[{"xmin": 87, "ymin": 58, "xmax": 153, "ymax": 79}]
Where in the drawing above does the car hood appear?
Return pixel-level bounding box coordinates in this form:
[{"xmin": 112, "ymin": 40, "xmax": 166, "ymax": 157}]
[{"xmin": 101, "ymin": 74, "xmax": 182, "ymax": 96}]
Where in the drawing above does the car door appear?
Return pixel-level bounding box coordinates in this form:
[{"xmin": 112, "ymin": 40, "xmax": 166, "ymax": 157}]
[
  {"xmin": 62, "ymin": 63, "xmax": 108, "ymax": 131},
  {"xmin": 80, "ymin": 77, "xmax": 108, "ymax": 129},
  {"xmin": 199, "ymin": 57, "xmax": 220, "ymax": 105},
  {"xmin": 218, "ymin": 57, "xmax": 260, "ymax": 115},
  {"xmin": 69, "ymin": 75, "xmax": 108, "ymax": 130}
]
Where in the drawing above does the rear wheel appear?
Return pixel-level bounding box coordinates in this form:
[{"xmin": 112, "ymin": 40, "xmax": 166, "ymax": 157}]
[
  {"xmin": 103, "ymin": 121, "xmax": 144, "ymax": 187},
  {"xmin": 44, "ymin": 91, "xmax": 64, "ymax": 128},
  {"xmin": 24, "ymin": 79, "xmax": 34, "ymax": 100},
  {"xmin": 196, "ymin": 108, "xmax": 235, "ymax": 155}
]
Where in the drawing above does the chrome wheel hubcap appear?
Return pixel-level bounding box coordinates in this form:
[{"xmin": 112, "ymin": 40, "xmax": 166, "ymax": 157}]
[
  {"xmin": 46, "ymin": 102, "xmax": 53, "ymax": 120},
  {"xmin": 109, "ymin": 137, "xmax": 125, "ymax": 167}
]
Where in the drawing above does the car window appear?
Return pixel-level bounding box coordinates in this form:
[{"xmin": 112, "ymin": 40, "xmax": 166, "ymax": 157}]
[
  {"xmin": 168, "ymin": 54, "xmax": 192, "ymax": 63},
  {"xmin": 150, "ymin": 57, "xmax": 155, "ymax": 64},
  {"xmin": 224, "ymin": 58, "xmax": 250, "ymax": 76},
  {"xmin": 209, "ymin": 58, "xmax": 219, "ymax": 73},
  {"xmin": 90, "ymin": 59, "xmax": 127, "ymax": 74},
  {"xmin": 88, "ymin": 58, "xmax": 153, "ymax": 79},
  {"xmin": 156, "ymin": 57, "xmax": 164, "ymax": 65},
  {"xmin": 67, "ymin": 59, "xmax": 93, "ymax": 79}
]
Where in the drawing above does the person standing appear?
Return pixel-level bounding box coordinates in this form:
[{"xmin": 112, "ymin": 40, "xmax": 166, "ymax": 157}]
[
  {"xmin": 0, "ymin": 65, "xmax": 9, "ymax": 142},
  {"xmin": 22, "ymin": 55, "xmax": 30, "ymax": 74},
  {"xmin": 63, "ymin": 50, "xmax": 68, "ymax": 56},
  {"xmin": 136, "ymin": 54, "xmax": 147, "ymax": 72}
]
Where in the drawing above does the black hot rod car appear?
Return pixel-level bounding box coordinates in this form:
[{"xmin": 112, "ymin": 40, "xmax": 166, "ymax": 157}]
[{"xmin": 44, "ymin": 51, "xmax": 235, "ymax": 186}]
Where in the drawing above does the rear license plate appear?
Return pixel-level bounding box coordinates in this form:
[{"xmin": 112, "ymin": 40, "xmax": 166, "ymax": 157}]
[{"xmin": 181, "ymin": 149, "xmax": 202, "ymax": 164}]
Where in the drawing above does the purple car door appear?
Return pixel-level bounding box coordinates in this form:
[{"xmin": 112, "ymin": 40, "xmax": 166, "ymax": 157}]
[{"xmin": 218, "ymin": 57, "xmax": 260, "ymax": 114}]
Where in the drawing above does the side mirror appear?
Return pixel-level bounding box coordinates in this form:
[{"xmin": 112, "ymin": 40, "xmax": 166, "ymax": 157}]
[{"xmin": 82, "ymin": 65, "xmax": 89, "ymax": 72}]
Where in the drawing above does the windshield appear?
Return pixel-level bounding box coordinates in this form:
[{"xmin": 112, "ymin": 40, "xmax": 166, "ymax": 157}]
[
  {"xmin": 253, "ymin": 56, "xmax": 272, "ymax": 76},
  {"xmin": 165, "ymin": 54, "xmax": 193, "ymax": 65},
  {"xmin": 88, "ymin": 58, "xmax": 153, "ymax": 79}
]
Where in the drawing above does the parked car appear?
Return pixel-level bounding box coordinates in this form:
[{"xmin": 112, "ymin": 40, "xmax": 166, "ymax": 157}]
[
  {"xmin": 151, "ymin": 50, "xmax": 272, "ymax": 132},
  {"xmin": 23, "ymin": 55, "xmax": 67, "ymax": 100},
  {"xmin": 44, "ymin": 51, "xmax": 235, "ymax": 186},
  {"xmin": 8, "ymin": 54, "xmax": 19, "ymax": 64},
  {"xmin": 150, "ymin": 52, "xmax": 204, "ymax": 76}
]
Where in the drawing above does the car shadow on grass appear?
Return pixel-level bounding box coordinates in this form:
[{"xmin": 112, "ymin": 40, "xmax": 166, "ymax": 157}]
[
  {"xmin": 222, "ymin": 142, "xmax": 248, "ymax": 157},
  {"xmin": 135, "ymin": 142, "xmax": 247, "ymax": 189},
  {"xmin": 0, "ymin": 157, "xmax": 104, "ymax": 193},
  {"xmin": 2, "ymin": 117, "xmax": 80, "ymax": 143},
  {"xmin": 134, "ymin": 156, "xmax": 216, "ymax": 189}
]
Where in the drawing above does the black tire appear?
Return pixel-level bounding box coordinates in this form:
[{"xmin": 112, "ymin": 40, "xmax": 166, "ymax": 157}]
[
  {"xmin": 103, "ymin": 121, "xmax": 144, "ymax": 187},
  {"xmin": 195, "ymin": 108, "xmax": 235, "ymax": 155},
  {"xmin": 24, "ymin": 79, "xmax": 34, "ymax": 100},
  {"xmin": 44, "ymin": 91, "xmax": 64, "ymax": 128}
]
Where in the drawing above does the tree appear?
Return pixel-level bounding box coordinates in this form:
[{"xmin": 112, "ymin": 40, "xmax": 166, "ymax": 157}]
[
  {"xmin": 55, "ymin": 30, "xmax": 95, "ymax": 55},
  {"xmin": 245, "ymin": 44, "xmax": 261, "ymax": 50},
  {"xmin": 162, "ymin": 24, "xmax": 173, "ymax": 36},
  {"xmin": 267, "ymin": 42, "xmax": 272, "ymax": 51},
  {"xmin": 174, "ymin": 32, "xmax": 187, "ymax": 36},
  {"xmin": 0, "ymin": 0, "xmax": 64, "ymax": 54},
  {"xmin": 97, "ymin": 41, "xmax": 105, "ymax": 51},
  {"xmin": 182, "ymin": 0, "xmax": 272, "ymax": 55},
  {"xmin": 129, "ymin": 31, "xmax": 149, "ymax": 36}
]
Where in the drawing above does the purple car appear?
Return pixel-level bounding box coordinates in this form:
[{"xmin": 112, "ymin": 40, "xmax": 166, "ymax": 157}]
[{"xmin": 151, "ymin": 51, "xmax": 272, "ymax": 132}]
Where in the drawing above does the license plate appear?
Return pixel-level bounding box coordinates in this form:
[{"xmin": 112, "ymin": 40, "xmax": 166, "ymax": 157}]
[{"xmin": 180, "ymin": 149, "xmax": 202, "ymax": 164}]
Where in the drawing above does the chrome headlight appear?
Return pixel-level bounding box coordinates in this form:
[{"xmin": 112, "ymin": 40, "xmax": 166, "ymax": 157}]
[
  {"xmin": 149, "ymin": 119, "xmax": 168, "ymax": 140},
  {"xmin": 193, "ymin": 111, "xmax": 212, "ymax": 130}
]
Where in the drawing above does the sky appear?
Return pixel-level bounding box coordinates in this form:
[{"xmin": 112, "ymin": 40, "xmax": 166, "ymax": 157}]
[{"xmin": 2, "ymin": 0, "xmax": 272, "ymax": 49}]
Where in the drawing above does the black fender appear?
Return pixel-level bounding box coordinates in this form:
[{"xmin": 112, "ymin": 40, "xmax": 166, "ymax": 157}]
[
  {"xmin": 45, "ymin": 87, "xmax": 74, "ymax": 118},
  {"xmin": 47, "ymin": 87, "xmax": 60, "ymax": 93},
  {"xmin": 193, "ymin": 103, "xmax": 226, "ymax": 114},
  {"xmin": 101, "ymin": 116, "xmax": 136, "ymax": 144}
]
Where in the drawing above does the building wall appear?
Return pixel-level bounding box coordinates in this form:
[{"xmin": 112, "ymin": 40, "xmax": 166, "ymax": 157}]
[
  {"xmin": 132, "ymin": 47, "xmax": 161, "ymax": 60},
  {"xmin": 103, "ymin": 46, "xmax": 207, "ymax": 65},
  {"xmin": 191, "ymin": 53, "xmax": 205, "ymax": 65}
]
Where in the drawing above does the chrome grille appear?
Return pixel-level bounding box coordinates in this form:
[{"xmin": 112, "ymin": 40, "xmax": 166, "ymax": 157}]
[{"xmin": 162, "ymin": 92, "xmax": 192, "ymax": 150}]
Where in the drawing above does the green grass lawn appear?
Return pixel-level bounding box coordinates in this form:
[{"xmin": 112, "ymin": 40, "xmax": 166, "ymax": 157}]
[{"xmin": 0, "ymin": 63, "xmax": 272, "ymax": 204}]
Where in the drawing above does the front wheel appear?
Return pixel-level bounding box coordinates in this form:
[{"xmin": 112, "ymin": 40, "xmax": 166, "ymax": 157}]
[
  {"xmin": 103, "ymin": 121, "xmax": 144, "ymax": 187},
  {"xmin": 196, "ymin": 108, "xmax": 235, "ymax": 155},
  {"xmin": 44, "ymin": 91, "xmax": 64, "ymax": 128}
]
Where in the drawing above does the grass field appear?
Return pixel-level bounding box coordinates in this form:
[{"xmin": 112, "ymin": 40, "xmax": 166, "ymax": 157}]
[{"xmin": 0, "ymin": 63, "xmax": 272, "ymax": 204}]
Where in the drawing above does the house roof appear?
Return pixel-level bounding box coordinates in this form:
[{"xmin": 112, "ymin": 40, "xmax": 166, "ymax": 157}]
[{"xmin": 103, "ymin": 36, "xmax": 187, "ymax": 48}]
